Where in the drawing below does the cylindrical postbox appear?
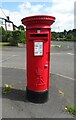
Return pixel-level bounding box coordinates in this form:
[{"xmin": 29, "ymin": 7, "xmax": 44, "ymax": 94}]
[{"xmin": 21, "ymin": 15, "xmax": 55, "ymax": 103}]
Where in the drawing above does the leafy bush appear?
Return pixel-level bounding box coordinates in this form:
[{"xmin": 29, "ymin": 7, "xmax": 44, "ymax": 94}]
[
  {"xmin": 0, "ymin": 27, "xmax": 2, "ymax": 34},
  {"xmin": 6, "ymin": 31, "xmax": 12, "ymax": 41},
  {"xmin": 0, "ymin": 27, "xmax": 26, "ymax": 45},
  {"xmin": 18, "ymin": 30, "xmax": 26, "ymax": 44},
  {"xmin": 18, "ymin": 25, "xmax": 25, "ymax": 30},
  {"xmin": 0, "ymin": 26, "xmax": 7, "ymax": 42},
  {"xmin": 6, "ymin": 30, "xmax": 21, "ymax": 46},
  {"xmin": 8, "ymin": 36, "xmax": 18, "ymax": 46},
  {"xmin": 8, "ymin": 30, "xmax": 26, "ymax": 46},
  {"xmin": 51, "ymin": 32, "xmax": 57, "ymax": 41},
  {"xmin": 73, "ymin": 29, "xmax": 76, "ymax": 41}
]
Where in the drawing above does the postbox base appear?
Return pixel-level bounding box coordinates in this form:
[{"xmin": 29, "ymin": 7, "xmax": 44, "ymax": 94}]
[{"xmin": 26, "ymin": 88, "xmax": 48, "ymax": 103}]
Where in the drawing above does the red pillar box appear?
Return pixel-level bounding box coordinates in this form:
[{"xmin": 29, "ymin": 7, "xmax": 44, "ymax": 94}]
[{"xmin": 21, "ymin": 15, "xmax": 55, "ymax": 103}]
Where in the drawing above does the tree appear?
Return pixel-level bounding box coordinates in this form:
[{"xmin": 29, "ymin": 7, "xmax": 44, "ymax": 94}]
[
  {"xmin": 18, "ymin": 25, "xmax": 25, "ymax": 30},
  {"xmin": 73, "ymin": 29, "xmax": 76, "ymax": 41},
  {"xmin": 64, "ymin": 29, "xmax": 67, "ymax": 35},
  {"xmin": 0, "ymin": 26, "xmax": 6, "ymax": 35},
  {"xmin": 51, "ymin": 32, "xmax": 57, "ymax": 40},
  {"xmin": 0, "ymin": 26, "xmax": 7, "ymax": 42}
]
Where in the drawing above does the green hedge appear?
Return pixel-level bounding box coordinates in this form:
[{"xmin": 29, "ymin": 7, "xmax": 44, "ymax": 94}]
[
  {"xmin": 0, "ymin": 26, "xmax": 7, "ymax": 42},
  {"xmin": 18, "ymin": 30, "xmax": 26, "ymax": 44},
  {"xmin": 9, "ymin": 30, "xmax": 26, "ymax": 46},
  {"xmin": 0, "ymin": 27, "xmax": 26, "ymax": 46}
]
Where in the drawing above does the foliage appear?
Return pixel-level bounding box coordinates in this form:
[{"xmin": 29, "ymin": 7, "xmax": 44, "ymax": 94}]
[
  {"xmin": 8, "ymin": 36, "xmax": 18, "ymax": 46},
  {"xmin": 18, "ymin": 30, "xmax": 26, "ymax": 44},
  {"xmin": 0, "ymin": 26, "xmax": 7, "ymax": 42},
  {"xmin": 6, "ymin": 31, "xmax": 12, "ymax": 41},
  {"xmin": 73, "ymin": 29, "xmax": 76, "ymax": 41},
  {"xmin": 51, "ymin": 32, "xmax": 57, "ymax": 41},
  {"xmin": 0, "ymin": 42, "xmax": 10, "ymax": 46},
  {"xmin": 52, "ymin": 29, "xmax": 76, "ymax": 41},
  {"xmin": 8, "ymin": 30, "xmax": 20, "ymax": 46},
  {"xmin": 0, "ymin": 26, "xmax": 6, "ymax": 35},
  {"xmin": 0, "ymin": 26, "xmax": 76, "ymax": 43},
  {"xmin": 8, "ymin": 30, "xmax": 26, "ymax": 46},
  {"xmin": 3, "ymin": 84, "xmax": 12, "ymax": 94},
  {"xmin": 0, "ymin": 26, "xmax": 2, "ymax": 34},
  {"xmin": 54, "ymin": 45, "xmax": 64, "ymax": 48},
  {"xmin": 18, "ymin": 25, "xmax": 25, "ymax": 30},
  {"xmin": 0, "ymin": 27, "xmax": 26, "ymax": 45},
  {"xmin": 65, "ymin": 106, "xmax": 76, "ymax": 116}
]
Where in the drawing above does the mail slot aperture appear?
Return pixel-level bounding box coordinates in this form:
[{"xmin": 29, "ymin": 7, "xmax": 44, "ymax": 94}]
[
  {"xmin": 29, "ymin": 33, "xmax": 48, "ymax": 40},
  {"xmin": 30, "ymin": 34, "xmax": 48, "ymax": 37}
]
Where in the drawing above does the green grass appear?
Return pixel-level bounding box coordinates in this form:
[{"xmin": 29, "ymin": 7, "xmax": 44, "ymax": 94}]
[
  {"xmin": 0, "ymin": 42, "xmax": 10, "ymax": 46},
  {"xmin": 65, "ymin": 106, "xmax": 76, "ymax": 116},
  {"xmin": 54, "ymin": 45, "xmax": 64, "ymax": 48},
  {"xmin": 3, "ymin": 84, "xmax": 12, "ymax": 95}
]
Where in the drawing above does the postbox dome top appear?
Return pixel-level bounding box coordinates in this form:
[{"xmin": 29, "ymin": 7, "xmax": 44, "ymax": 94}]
[{"xmin": 21, "ymin": 15, "xmax": 55, "ymax": 27}]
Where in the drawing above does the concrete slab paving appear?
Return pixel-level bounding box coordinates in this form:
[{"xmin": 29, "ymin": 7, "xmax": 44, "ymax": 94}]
[
  {"xmin": 0, "ymin": 42, "xmax": 75, "ymax": 119},
  {"xmin": 2, "ymin": 67, "xmax": 74, "ymax": 118}
]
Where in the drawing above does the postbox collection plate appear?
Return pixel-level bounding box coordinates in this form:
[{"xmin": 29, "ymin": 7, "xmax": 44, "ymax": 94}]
[{"xmin": 34, "ymin": 42, "xmax": 43, "ymax": 56}]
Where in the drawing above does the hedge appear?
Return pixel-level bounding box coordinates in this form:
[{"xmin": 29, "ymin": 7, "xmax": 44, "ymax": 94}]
[
  {"xmin": 9, "ymin": 30, "xmax": 26, "ymax": 46},
  {"xmin": 0, "ymin": 27, "xmax": 26, "ymax": 46}
]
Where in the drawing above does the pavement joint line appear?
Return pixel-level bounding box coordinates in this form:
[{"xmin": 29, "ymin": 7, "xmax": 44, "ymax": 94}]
[
  {"xmin": 0, "ymin": 53, "xmax": 74, "ymax": 56},
  {"xmin": 51, "ymin": 45, "xmax": 56, "ymax": 46},
  {"xmin": 0, "ymin": 55, "xmax": 17, "ymax": 63},
  {"xmin": 51, "ymin": 53, "xmax": 66, "ymax": 55},
  {"xmin": 0, "ymin": 66, "xmax": 25, "ymax": 69},
  {"xmin": 55, "ymin": 73, "xmax": 74, "ymax": 80},
  {"xmin": 51, "ymin": 53, "xmax": 74, "ymax": 55},
  {"xmin": 0, "ymin": 66, "xmax": 74, "ymax": 81},
  {"xmin": 0, "ymin": 54, "xmax": 17, "ymax": 56},
  {"xmin": 67, "ymin": 53, "xmax": 74, "ymax": 55},
  {"xmin": 51, "ymin": 45, "xmax": 64, "ymax": 46}
]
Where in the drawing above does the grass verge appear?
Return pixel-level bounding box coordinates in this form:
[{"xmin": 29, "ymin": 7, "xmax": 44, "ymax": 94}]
[
  {"xmin": 0, "ymin": 42, "xmax": 10, "ymax": 46},
  {"xmin": 54, "ymin": 45, "xmax": 64, "ymax": 48},
  {"xmin": 65, "ymin": 106, "xmax": 76, "ymax": 116}
]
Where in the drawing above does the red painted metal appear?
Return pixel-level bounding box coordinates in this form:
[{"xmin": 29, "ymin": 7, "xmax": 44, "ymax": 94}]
[{"xmin": 22, "ymin": 15, "xmax": 55, "ymax": 92}]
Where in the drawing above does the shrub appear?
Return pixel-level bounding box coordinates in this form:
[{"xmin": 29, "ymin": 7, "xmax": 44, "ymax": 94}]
[
  {"xmin": 18, "ymin": 25, "xmax": 25, "ymax": 30},
  {"xmin": 0, "ymin": 26, "xmax": 7, "ymax": 42},
  {"xmin": 18, "ymin": 30, "xmax": 26, "ymax": 44},
  {"xmin": 6, "ymin": 31, "xmax": 12, "ymax": 42},
  {"xmin": 8, "ymin": 30, "xmax": 26, "ymax": 46},
  {"xmin": 0, "ymin": 27, "xmax": 26, "ymax": 45},
  {"xmin": 9, "ymin": 30, "xmax": 21, "ymax": 46},
  {"xmin": 0, "ymin": 27, "xmax": 2, "ymax": 34},
  {"xmin": 8, "ymin": 36, "xmax": 18, "ymax": 46}
]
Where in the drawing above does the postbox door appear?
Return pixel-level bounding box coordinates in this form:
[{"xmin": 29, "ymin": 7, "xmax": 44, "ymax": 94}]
[
  {"xmin": 26, "ymin": 30, "xmax": 51, "ymax": 92},
  {"xmin": 27, "ymin": 39, "xmax": 50, "ymax": 91},
  {"xmin": 33, "ymin": 40, "xmax": 50, "ymax": 91}
]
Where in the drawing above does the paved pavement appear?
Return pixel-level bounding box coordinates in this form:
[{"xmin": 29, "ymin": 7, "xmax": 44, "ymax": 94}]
[
  {"xmin": 0, "ymin": 41, "xmax": 75, "ymax": 118},
  {"xmin": 1, "ymin": 67, "xmax": 74, "ymax": 118},
  {"xmin": 0, "ymin": 41, "xmax": 74, "ymax": 78}
]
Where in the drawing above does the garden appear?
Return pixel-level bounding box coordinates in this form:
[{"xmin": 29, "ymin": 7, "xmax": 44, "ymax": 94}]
[{"xmin": 0, "ymin": 26, "xmax": 26, "ymax": 46}]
